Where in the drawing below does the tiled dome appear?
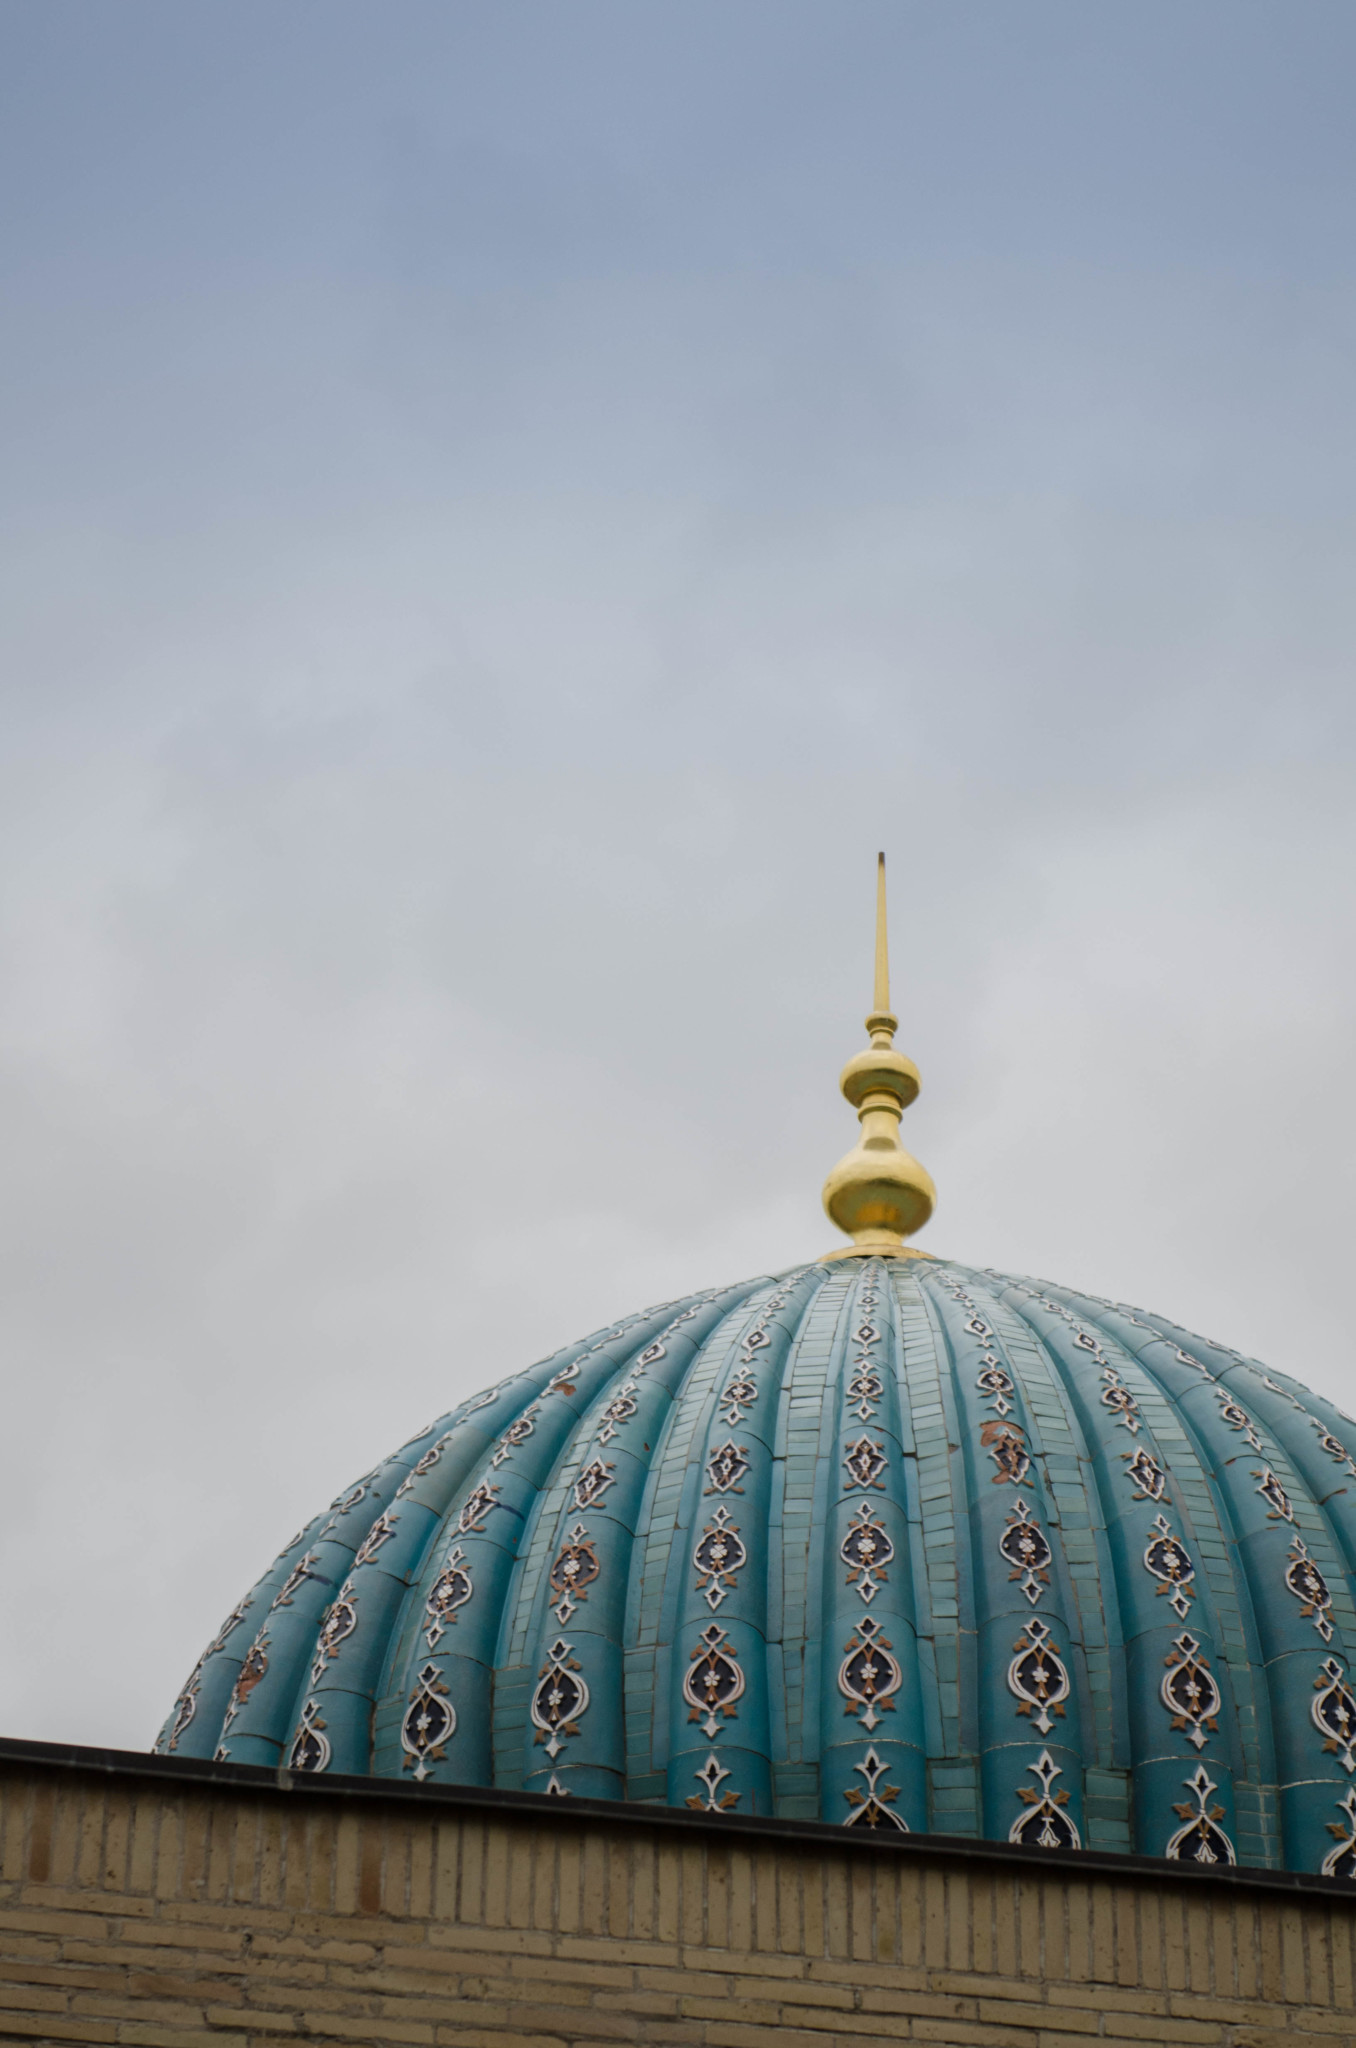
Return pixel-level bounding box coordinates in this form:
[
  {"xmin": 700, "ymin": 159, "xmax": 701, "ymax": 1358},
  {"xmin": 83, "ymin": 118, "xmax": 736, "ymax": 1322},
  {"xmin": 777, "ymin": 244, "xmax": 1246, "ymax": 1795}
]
[{"xmin": 158, "ymin": 1256, "xmax": 1356, "ymax": 1875}]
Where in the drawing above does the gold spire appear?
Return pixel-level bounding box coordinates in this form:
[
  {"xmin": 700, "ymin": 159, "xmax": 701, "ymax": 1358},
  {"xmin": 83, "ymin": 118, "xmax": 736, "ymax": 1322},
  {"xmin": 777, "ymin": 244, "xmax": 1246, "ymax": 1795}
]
[
  {"xmin": 821, "ymin": 853, "xmax": 936, "ymax": 1261},
  {"xmin": 873, "ymin": 847, "xmax": 890, "ymax": 1016}
]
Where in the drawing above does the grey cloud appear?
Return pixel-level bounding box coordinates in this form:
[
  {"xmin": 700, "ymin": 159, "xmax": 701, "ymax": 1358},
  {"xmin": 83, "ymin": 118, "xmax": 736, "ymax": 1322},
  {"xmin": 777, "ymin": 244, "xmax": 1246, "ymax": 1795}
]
[{"xmin": 0, "ymin": 1, "xmax": 1352, "ymax": 1749}]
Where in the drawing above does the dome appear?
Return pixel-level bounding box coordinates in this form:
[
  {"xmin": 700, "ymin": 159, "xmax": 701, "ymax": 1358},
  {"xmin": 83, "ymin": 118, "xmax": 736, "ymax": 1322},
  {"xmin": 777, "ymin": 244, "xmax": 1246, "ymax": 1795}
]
[
  {"xmin": 155, "ymin": 861, "xmax": 1356, "ymax": 1875},
  {"xmin": 156, "ymin": 1261, "xmax": 1356, "ymax": 1873}
]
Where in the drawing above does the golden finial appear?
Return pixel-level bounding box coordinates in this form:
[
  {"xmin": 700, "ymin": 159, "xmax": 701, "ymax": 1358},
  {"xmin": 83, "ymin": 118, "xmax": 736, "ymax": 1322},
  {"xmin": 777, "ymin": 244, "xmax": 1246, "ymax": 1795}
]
[{"xmin": 821, "ymin": 853, "xmax": 936, "ymax": 1261}]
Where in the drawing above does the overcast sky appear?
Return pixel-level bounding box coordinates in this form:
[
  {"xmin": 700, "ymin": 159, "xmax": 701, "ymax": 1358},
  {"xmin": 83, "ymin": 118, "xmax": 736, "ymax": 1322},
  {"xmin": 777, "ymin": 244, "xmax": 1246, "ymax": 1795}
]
[{"xmin": 2, "ymin": 3, "xmax": 1354, "ymax": 1752}]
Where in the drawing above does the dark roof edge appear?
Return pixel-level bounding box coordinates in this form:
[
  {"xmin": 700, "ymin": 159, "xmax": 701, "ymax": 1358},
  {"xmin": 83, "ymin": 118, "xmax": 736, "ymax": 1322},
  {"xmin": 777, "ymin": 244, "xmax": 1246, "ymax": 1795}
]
[{"xmin": 2, "ymin": 1733, "xmax": 1353, "ymax": 1906}]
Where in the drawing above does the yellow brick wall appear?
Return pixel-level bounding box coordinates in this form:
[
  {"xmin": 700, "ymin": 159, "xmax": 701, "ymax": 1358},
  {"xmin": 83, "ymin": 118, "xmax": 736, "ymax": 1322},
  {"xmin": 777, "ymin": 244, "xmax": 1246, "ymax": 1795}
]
[{"xmin": 0, "ymin": 1756, "xmax": 1353, "ymax": 2047}]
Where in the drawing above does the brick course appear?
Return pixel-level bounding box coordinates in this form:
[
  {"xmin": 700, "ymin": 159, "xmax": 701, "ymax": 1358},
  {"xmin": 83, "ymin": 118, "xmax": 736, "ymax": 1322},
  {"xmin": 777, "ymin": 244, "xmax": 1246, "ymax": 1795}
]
[{"xmin": 0, "ymin": 1745, "xmax": 1352, "ymax": 2047}]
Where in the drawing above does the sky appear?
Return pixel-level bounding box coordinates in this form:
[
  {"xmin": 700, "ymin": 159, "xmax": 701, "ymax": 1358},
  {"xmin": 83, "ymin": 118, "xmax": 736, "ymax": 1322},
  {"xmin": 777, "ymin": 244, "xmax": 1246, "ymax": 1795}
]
[{"xmin": 1, "ymin": 2, "xmax": 1354, "ymax": 1751}]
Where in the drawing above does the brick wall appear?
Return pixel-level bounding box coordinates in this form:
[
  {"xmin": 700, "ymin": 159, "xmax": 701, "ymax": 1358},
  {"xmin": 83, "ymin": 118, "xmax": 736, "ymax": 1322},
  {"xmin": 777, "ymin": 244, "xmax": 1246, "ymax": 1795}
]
[{"xmin": 0, "ymin": 1743, "xmax": 1352, "ymax": 2047}]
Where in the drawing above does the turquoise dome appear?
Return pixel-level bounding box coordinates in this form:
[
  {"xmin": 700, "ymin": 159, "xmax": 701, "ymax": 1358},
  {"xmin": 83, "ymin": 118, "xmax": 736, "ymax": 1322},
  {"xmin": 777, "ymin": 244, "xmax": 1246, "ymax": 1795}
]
[{"xmin": 158, "ymin": 1257, "xmax": 1356, "ymax": 1875}]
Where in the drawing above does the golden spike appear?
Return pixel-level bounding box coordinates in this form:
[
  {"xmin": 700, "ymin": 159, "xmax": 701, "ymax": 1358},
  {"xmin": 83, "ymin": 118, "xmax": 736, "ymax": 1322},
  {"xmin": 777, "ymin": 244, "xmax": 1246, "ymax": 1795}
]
[
  {"xmin": 874, "ymin": 851, "xmax": 890, "ymax": 1018},
  {"xmin": 821, "ymin": 853, "xmax": 936, "ymax": 1262}
]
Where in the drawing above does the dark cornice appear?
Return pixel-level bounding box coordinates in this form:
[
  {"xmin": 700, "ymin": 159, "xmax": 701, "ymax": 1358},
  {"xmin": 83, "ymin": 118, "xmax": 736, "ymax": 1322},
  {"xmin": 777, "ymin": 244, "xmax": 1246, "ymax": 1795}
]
[{"xmin": 3, "ymin": 1734, "xmax": 1355, "ymax": 1905}]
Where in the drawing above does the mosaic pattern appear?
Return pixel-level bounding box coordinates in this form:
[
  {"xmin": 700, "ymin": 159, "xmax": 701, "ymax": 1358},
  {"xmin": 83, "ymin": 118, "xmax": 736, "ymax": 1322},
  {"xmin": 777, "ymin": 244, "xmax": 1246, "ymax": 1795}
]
[
  {"xmin": 839, "ymin": 1615, "xmax": 903, "ymax": 1731},
  {"xmin": 531, "ymin": 1638, "xmax": 590, "ymax": 1761},
  {"xmin": 982, "ymin": 1421, "xmax": 1031, "ymax": 1486},
  {"xmin": 1323, "ymin": 1789, "xmax": 1356, "ymax": 1878},
  {"xmin": 1166, "ymin": 1765, "xmax": 1236, "ymax": 1866},
  {"xmin": 396, "ymin": 1433, "xmax": 453, "ymax": 1496},
  {"xmin": 310, "ymin": 1580, "xmax": 359, "ymax": 1682},
  {"xmin": 1313, "ymin": 1658, "xmax": 1356, "ymax": 1772},
  {"xmin": 1312, "ymin": 1420, "xmax": 1356, "ymax": 1479},
  {"xmin": 1287, "ymin": 1537, "xmax": 1335, "ymax": 1644},
  {"xmin": 1123, "ymin": 1447, "xmax": 1166, "ymax": 1501},
  {"xmin": 842, "ymin": 1498, "xmax": 894, "ymax": 1605},
  {"xmin": 999, "ymin": 1497, "xmax": 1052, "ymax": 1607},
  {"xmin": 688, "ymin": 1752, "xmax": 738, "ymax": 1811},
  {"xmin": 843, "ymin": 1435, "xmax": 888, "ymax": 1489},
  {"xmin": 1161, "ymin": 1632, "xmax": 1222, "ymax": 1751},
  {"xmin": 843, "ymin": 1746, "xmax": 907, "ymax": 1831},
  {"xmin": 548, "ymin": 1524, "xmax": 600, "ymax": 1625},
  {"xmin": 458, "ymin": 1483, "xmax": 501, "ymax": 1534},
  {"xmin": 572, "ymin": 1459, "xmax": 616, "ymax": 1510},
  {"xmin": 491, "ymin": 1410, "xmax": 538, "ymax": 1468},
  {"xmin": 423, "ymin": 1547, "xmax": 473, "ymax": 1648},
  {"xmin": 847, "ymin": 1267, "xmax": 886, "ymax": 1421},
  {"xmin": 162, "ymin": 1599, "xmax": 252, "ymax": 1753},
  {"xmin": 595, "ymin": 1387, "xmax": 638, "ymax": 1447},
  {"xmin": 692, "ymin": 1505, "xmax": 746, "ymax": 1612},
  {"xmin": 401, "ymin": 1662, "xmax": 454, "ymax": 1779},
  {"xmin": 289, "ymin": 1699, "xmax": 330, "ymax": 1771},
  {"xmin": 1143, "ymin": 1514, "xmax": 1196, "ymax": 1622},
  {"xmin": 1010, "ymin": 1751, "xmax": 1080, "ymax": 1851},
  {"xmin": 683, "ymin": 1622, "xmax": 746, "ymax": 1739},
  {"xmin": 705, "ymin": 1441, "xmax": 751, "ymax": 1493},
  {"xmin": 1007, "ymin": 1618, "xmax": 1071, "ymax": 1735}
]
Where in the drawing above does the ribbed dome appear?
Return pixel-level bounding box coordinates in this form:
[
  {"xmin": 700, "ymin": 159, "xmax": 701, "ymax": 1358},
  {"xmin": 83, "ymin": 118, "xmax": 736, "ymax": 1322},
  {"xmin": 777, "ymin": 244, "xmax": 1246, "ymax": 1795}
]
[{"xmin": 157, "ymin": 1257, "xmax": 1356, "ymax": 1875}]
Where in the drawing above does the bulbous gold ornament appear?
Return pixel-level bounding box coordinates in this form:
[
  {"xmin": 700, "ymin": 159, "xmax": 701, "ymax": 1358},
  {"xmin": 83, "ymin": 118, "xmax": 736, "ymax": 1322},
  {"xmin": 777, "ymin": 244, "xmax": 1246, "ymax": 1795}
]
[{"xmin": 821, "ymin": 855, "xmax": 935, "ymax": 1262}]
